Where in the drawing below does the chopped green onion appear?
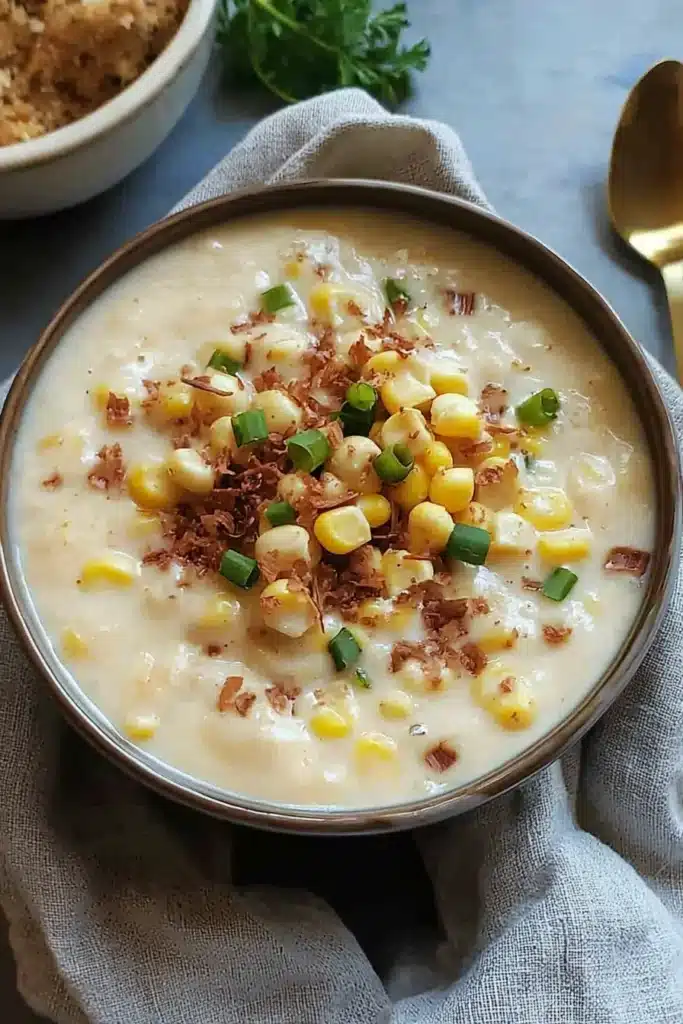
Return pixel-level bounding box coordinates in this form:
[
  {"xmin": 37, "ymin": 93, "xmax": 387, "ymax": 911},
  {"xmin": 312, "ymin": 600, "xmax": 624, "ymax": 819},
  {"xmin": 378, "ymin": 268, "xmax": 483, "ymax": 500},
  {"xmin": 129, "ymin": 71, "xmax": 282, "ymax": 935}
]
[
  {"xmin": 384, "ymin": 277, "xmax": 411, "ymax": 307},
  {"xmin": 261, "ymin": 283, "xmax": 296, "ymax": 314},
  {"xmin": 346, "ymin": 381, "xmax": 377, "ymax": 412},
  {"xmin": 328, "ymin": 627, "xmax": 362, "ymax": 671},
  {"xmin": 542, "ymin": 567, "xmax": 578, "ymax": 602},
  {"xmin": 353, "ymin": 668, "xmax": 372, "ymax": 689},
  {"xmin": 232, "ymin": 409, "xmax": 268, "ymax": 447},
  {"xmin": 446, "ymin": 523, "xmax": 491, "ymax": 565},
  {"xmin": 265, "ymin": 501, "xmax": 297, "ymax": 527},
  {"xmin": 339, "ymin": 402, "xmax": 374, "ymax": 437},
  {"xmin": 219, "ymin": 549, "xmax": 259, "ymax": 589},
  {"xmin": 286, "ymin": 429, "xmax": 330, "ymax": 473},
  {"xmin": 207, "ymin": 349, "xmax": 241, "ymax": 375},
  {"xmin": 516, "ymin": 388, "xmax": 560, "ymax": 426},
  {"xmin": 375, "ymin": 443, "xmax": 414, "ymax": 483}
]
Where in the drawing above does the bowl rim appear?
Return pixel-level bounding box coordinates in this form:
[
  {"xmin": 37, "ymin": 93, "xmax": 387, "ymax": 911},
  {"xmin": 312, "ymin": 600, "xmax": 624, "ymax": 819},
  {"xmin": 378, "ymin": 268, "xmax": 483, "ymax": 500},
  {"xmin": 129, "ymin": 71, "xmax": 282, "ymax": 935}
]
[
  {"xmin": 0, "ymin": 178, "xmax": 679, "ymax": 835},
  {"xmin": 0, "ymin": 0, "xmax": 216, "ymax": 173}
]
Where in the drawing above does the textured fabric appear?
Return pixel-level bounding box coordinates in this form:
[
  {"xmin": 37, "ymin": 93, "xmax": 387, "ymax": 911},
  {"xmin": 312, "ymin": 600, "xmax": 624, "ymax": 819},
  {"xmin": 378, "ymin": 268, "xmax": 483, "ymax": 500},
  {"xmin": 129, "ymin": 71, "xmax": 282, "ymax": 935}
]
[{"xmin": 1, "ymin": 88, "xmax": 682, "ymax": 1024}]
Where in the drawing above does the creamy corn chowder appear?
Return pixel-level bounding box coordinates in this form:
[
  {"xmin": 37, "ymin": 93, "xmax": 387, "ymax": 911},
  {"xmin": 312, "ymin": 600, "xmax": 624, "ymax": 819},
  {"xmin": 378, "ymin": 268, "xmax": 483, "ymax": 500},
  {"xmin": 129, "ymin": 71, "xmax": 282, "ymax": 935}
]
[{"xmin": 13, "ymin": 210, "xmax": 655, "ymax": 808}]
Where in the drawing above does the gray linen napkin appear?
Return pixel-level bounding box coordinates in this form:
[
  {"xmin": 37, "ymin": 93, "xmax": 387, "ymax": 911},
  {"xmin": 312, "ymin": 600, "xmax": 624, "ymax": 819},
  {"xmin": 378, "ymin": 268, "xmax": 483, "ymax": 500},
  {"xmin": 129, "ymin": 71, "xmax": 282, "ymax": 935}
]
[{"xmin": 1, "ymin": 89, "xmax": 682, "ymax": 1024}]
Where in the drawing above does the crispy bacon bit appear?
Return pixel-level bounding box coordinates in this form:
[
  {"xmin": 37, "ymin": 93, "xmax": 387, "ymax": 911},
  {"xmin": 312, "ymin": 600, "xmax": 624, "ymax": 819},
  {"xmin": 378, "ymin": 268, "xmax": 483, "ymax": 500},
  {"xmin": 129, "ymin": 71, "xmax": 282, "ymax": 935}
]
[
  {"xmin": 313, "ymin": 547, "xmax": 385, "ymax": 620},
  {"xmin": 348, "ymin": 334, "xmax": 375, "ymax": 368},
  {"xmin": 291, "ymin": 474, "xmax": 358, "ymax": 529},
  {"xmin": 424, "ymin": 740, "xmax": 458, "ymax": 772},
  {"xmin": 181, "ymin": 375, "xmax": 230, "ymax": 396},
  {"xmin": 265, "ymin": 682, "xmax": 301, "ymax": 715},
  {"xmin": 379, "ymin": 332, "xmax": 417, "ymax": 355},
  {"xmin": 234, "ymin": 691, "xmax": 257, "ymax": 717},
  {"xmin": 471, "ymin": 596, "xmax": 491, "ymax": 616},
  {"xmin": 499, "ymin": 676, "xmax": 515, "ymax": 694},
  {"xmin": 205, "ymin": 644, "xmax": 222, "ymax": 657},
  {"xmin": 41, "ymin": 471, "xmax": 63, "ymax": 490},
  {"xmin": 542, "ymin": 625, "xmax": 572, "ymax": 645},
  {"xmin": 106, "ymin": 392, "xmax": 132, "ymax": 427},
  {"xmin": 347, "ymin": 299, "xmax": 363, "ymax": 317},
  {"xmin": 314, "ymin": 262, "xmax": 332, "ymax": 280},
  {"xmin": 480, "ymin": 383, "xmax": 508, "ymax": 418},
  {"xmin": 230, "ymin": 309, "xmax": 274, "ymax": 334},
  {"xmin": 253, "ymin": 368, "xmax": 286, "ymax": 393},
  {"xmin": 87, "ymin": 443, "xmax": 125, "ymax": 491},
  {"xmin": 454, "ymin": 437, "xmax": 494, "ymax": 463},
  {"xmin": 217, "ymin": 675, "xmax": 243, "ymax": 711},
  {"xmin": 521, "ymin": 576, "xmax": 543, "ymax": 591},
  {"xmin": 390, "ymin": 641, "xmax": 434, "ymax": 673},
  {"xmin": 604, "ymin": 546, "xmax": 650, "ymax": 577},
  {"xmin": 142, "ymin": 548, "xmax": 173, "ymax": 570},
  {"xmin": 324, "ymin": 419, "xmax": 344, "ymax": 451},
  {"xmin": 445, "ymin": 290, "xmax": 476, "ymax": 316},
  {"xmin": 458, "ymin": 642, "xmax": 487, "ymax": 677},
  {"xmin": 141, "ymin": 379, "xmax": 161, "ymax": 408}
]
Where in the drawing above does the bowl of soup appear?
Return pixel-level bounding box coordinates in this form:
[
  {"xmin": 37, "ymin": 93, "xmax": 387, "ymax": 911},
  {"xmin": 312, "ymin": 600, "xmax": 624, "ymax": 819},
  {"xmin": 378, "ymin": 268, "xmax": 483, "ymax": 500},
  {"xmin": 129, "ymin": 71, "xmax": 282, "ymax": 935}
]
[{"xmin": 0, "ymin": 180, "xmax": 678, "ymax": 832}]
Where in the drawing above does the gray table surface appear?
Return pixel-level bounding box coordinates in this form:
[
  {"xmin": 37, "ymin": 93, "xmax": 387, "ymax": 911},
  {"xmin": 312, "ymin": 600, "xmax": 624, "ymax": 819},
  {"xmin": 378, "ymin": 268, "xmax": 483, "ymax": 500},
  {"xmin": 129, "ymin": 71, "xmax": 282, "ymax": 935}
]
[{"xmin": 1, "ymin": 0, "xmax": 679, "ymax": 1019}]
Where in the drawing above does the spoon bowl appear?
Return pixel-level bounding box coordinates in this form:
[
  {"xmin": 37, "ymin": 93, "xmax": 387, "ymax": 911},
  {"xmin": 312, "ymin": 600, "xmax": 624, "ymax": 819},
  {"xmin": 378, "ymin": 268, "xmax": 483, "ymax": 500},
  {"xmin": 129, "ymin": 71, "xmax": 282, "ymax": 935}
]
[{"xmin": 608, "ymin": 58, "xmax": 683, "ymax": 379}]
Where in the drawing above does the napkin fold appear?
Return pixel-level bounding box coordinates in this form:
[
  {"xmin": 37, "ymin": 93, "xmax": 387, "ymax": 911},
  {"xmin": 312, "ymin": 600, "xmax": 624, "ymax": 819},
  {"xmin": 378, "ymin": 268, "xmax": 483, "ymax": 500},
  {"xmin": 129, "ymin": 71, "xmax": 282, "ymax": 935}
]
[{"xmin": 2, "ymin": 89, "xmax": 682, "ymax": 1024}]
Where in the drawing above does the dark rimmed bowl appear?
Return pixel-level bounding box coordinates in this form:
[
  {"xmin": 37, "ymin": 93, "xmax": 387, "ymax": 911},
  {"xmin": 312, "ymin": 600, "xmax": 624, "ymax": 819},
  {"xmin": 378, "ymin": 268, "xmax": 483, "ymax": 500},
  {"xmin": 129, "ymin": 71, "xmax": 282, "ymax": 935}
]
[{"xmin": 0, "ymin": 180, "xmax": 679, "ymax": 834}]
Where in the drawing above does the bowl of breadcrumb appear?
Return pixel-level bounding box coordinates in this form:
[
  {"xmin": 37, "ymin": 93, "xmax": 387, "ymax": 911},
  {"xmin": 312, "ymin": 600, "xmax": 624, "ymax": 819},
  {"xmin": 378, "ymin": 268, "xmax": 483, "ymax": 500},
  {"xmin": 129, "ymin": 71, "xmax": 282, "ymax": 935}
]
[{"xmin": 0, "ymin": 0, "xmax": 217, "ymax": 218}]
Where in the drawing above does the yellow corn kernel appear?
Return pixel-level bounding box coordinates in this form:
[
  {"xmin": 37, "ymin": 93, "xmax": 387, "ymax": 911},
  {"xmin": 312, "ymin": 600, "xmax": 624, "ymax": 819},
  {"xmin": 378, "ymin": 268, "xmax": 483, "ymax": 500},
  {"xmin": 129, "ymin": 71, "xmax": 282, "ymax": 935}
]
[
  {"xmin": 277, "ymin": 472, "xmax": 308, "ymax": 505},
  {"xmin": 379, "ymin": 690, "xmax": 414, "ymax": 720},
  {"xmin": 260, "ymin": 579, "xmax": 317, "ymax": 638},
  {"xmin": 255, "ymin": 524, "xmax": 318, "ymax": 573},
  {"xmin": 166, "ymin": 448, "xmax": 215, "ymax": 496},
  {"xmin": 158, "ymin": 381, "xmax": 194, "ymax": 421},
  {"xmin": 265, "ymin": 335, "xmax": 309, "ymax": 365},
  {"xmin": 328, "ymin": 436, "xmax": 382, "ymax": 494},
  {"xmin": 369, "ymin": 420, "xmax": 386, "ymax": 446},
  {"xmin": 429, "ymin": 466, "xmax": 475, "ymax": 513},
  {"xmin": 382, "ymin": 549, "xmax": 434, "ymax": 597},
  {"xmin": 127, "ymin": 511, "xmax": 161, "ymax": 539},
  {"xmin": 309, "ymin": 706, "xmax": 351, "ymax": 740},
  {"xmin": 489, "ymin": 511, "xmax": 536, "ymax": 559},
  {"xmin": 476, "ymin": 669, "xmax": 536, "ymax": 730},
  {"xmin": 408, "ymin": 501, "xmax": 454, "ymax": 555},
  {"xmin": 381, "ymin": 373, "xmax": 436, "ymax": 415},
  {"xmin": 421, "ymin": 440, "xmax": 453, "ymax": 476},
  {"xmin": 363, "ymin": 350, "xmax": 404, "ymax": 377},
  {"xmin": 474, "ymin": 457, "xmax": 520, "ymax": 510},
  {"xmin": 380, "ymin": 408, "xmax": 433, "ymax": 458},
  {"xmin": 193, "ymin": 371, "xmax": 250, "ymax": 418},
  {"xmin": 90, "ymin": 383, "xmax": 111, "ymax": 410},
  {"xmin": 314, "ymin": 505, "xmax": 371, "ymax": 555},
  {"xmin": 209, "ymin": 416, "xmax": 236, "ymax": 455},
  {"xmin": 355, "ymin": 732, "xmax": 398, "ymax": 765},
  {"xmin": 309, "ymin": 283, "xmax": 363, "ymax": 324},
  {"xmin": 62, "ymin": 627, "xmax": 88, "ymax": 659},
  {"xmin": 455, "ymin": 501, "xmax": 495, "ymax": 535},
  {"xmin": 430, "ymin": 393, "xmax": 482, "ymax": 439},
  {"xmin": 80, "ymin": 551, "xmax": 140, "ymax": 588},
  {"xmin": 208, "ymin": 335, "xmax": 247, "ymax": 364},
  {"xmin": 252, "ymin": 389, "xmax": 302, "ymax": 434},
  {"xmin": 127, "ymin": 463, "xmax": 179, "ymax": 511},
  {"xmin": 124, "ymin": 713, "xmax": 160, "ymax": 742},
  {"xmin": 356, "ymin": 494, "xmax": 392, "ymax": 529},
  {"xmin": 197, "ymin": 595, "xmax": 241, "ymax": 629},
  {"xmin": 514, "ymin": 487, "xmax": 573, "ymax": 531},
  {"xmin": 477, "ymin": 626, "xmax": 519, "ymax": 653},
  {"xmin": 390, "ymin": 462, "xmax": 430, "ymax": 511},
  {"xmin": 283, "ymin": 258, "xmax": 302, "ymax": 278},
  {"xmin": 490, "ymin": 435, "xmax": 512, "ymax": 459},
  {"xmin": 430, "ymin": 367, "xmax": 470, "ymax": 395},
  {"xmin": 537, "ymin": 528, "xmax": 592, "ymax": 564},
  {"xmin": 37, "ymin": 433, "xmax": 63, "ymax": 451}
]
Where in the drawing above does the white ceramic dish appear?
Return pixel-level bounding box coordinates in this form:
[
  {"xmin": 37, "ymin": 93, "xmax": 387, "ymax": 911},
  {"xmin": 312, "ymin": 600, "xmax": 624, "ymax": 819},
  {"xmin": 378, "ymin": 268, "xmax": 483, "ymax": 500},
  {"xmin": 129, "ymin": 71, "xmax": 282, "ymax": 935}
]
[{"xmin": 0, "ymin": 0, "xmax": 217, "ymax": 219}]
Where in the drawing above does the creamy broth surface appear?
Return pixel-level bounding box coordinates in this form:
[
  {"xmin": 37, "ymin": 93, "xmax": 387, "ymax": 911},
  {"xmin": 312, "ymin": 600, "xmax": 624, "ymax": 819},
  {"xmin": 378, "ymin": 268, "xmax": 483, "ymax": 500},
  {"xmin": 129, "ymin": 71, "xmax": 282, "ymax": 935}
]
[{"xmin": 13, "ymin": 210, "xmax": 655, "ymax": 808}]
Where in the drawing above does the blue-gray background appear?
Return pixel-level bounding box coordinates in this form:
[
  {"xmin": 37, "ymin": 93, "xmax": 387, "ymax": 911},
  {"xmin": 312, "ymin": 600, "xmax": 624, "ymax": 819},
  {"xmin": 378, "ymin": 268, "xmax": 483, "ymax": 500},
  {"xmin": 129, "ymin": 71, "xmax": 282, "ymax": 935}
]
[{"xmin": 0, "ymin": 1, "xmax": 679, "ymax": 1018}]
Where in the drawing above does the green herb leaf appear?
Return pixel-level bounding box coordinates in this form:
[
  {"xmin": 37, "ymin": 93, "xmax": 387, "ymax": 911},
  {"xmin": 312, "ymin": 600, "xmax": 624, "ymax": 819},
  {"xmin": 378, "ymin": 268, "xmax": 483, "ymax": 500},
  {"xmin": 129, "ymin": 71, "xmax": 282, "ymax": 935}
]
[{"xmin": 217, "ymin": 0, "xmax": 430, "ymax": 107}]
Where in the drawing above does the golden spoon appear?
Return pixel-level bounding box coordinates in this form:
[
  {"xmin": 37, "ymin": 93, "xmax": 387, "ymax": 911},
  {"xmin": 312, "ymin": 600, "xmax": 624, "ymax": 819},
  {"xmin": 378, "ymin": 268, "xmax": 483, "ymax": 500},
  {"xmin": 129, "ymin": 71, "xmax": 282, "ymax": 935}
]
[{"xmin": 608, "ymin": 58, "xmax": 683, "ymax": 382}]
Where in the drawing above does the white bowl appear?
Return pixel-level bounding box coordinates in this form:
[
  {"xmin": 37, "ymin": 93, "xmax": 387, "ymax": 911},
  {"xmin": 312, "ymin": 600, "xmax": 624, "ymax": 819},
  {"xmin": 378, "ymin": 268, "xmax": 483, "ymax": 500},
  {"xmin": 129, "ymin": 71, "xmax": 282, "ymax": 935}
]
[{"xmin": 0, "ymin": 0, "xmax": 217, "ymax": 219}]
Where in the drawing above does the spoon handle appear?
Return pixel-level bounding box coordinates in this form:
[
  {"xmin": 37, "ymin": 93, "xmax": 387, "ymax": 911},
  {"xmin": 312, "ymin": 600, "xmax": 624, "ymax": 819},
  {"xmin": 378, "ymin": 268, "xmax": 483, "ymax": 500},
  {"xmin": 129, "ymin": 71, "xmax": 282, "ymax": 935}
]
[{"xmin": 662, "ymin": 261, "xmax": 683, "ymax": 383}]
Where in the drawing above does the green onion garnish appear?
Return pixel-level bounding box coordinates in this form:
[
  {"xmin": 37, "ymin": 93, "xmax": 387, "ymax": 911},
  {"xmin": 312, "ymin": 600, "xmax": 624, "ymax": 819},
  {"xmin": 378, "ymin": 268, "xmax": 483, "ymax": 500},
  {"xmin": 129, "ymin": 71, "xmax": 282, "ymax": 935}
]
[
  {"xmin": 339, "ymin": 402, "xmax": 374, "ymax": 437},
  {"xmin": 375, "ymin": 443, "xmax": 414, "ymax": 483},
  {"xmin": 207, "ymin": 349, "xmax": 241, "ymax": 375},
  {"xmin": 265, "ymin": 501, "xmax": 297, "ymax": 527},
  {"xmin": 261, "ymin": 283, "xmax": 296, "ymax": 314},
  {"xmin": 446, "ymin": 523, "xmax": 491, "ymax": 565},
  {"xmin": 542, "ymin": 567, "xmax": 578, "ymax": 602},
  {"xmin": 219, "ymin": 549, "xmax": 259, "ymax": 589},
  {"xmin": 384, "ymin": 278, "xmax": 411, "ymax": 307},
  {"xmin": 353, "ymin": 668, "xmax": 372, "ymax": 689},
  {"xmin": 516, "ymin": 388, "xmax": 560, "ymax": 426},
  {"xmin": 232, "ymin": 409, "xmax": 268, "ymax": 447},
  {"xmin": 286, "ymin": 429, "xmax": 330, "ymax": 472},
  {"xmin": 346, "ymin": 381, "xmax": 377, "ymax": 412},
  {"xmin": 328, "ymin": 627, "xmax": 362, "ymax": 671}
]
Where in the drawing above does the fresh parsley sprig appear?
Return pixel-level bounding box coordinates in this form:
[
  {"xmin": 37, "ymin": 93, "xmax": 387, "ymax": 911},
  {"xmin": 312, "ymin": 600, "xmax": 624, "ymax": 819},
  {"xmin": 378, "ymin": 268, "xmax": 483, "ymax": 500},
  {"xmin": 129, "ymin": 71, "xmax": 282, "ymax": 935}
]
[{"xmin": 216, "ymin": 0, "xmax": 430, "ymax": 107}]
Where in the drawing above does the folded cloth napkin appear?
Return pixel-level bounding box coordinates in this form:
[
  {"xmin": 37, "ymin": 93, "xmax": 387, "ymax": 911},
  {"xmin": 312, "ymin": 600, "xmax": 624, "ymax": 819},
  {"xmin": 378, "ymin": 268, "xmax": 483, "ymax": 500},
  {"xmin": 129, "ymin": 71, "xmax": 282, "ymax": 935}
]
[{"xmin": 1, "ymin": 88, "xmax": 682, "ymax": 1024}]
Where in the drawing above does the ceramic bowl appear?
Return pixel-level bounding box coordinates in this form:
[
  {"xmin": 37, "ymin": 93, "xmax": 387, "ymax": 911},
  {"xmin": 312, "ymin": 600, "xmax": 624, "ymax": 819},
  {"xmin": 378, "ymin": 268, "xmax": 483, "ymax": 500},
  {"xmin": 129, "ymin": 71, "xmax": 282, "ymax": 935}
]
[
  {"xmin": 0, "ymin": 0, "xmax": 217, "ymax": 219},
  {"xmin": 0, "ymin": 180, "xmax": 679, "ymax": 832}
]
